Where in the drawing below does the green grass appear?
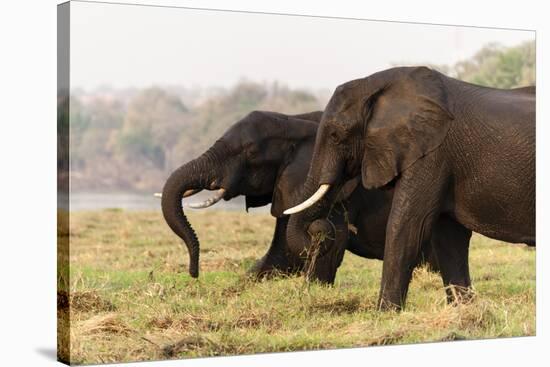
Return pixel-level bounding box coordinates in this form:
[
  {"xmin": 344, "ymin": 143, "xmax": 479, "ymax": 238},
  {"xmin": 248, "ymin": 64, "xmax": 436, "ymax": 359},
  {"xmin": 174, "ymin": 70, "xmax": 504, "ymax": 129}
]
[{"xmin": 58, "ymin": 210, "xmax": 535, "ymax": 364}]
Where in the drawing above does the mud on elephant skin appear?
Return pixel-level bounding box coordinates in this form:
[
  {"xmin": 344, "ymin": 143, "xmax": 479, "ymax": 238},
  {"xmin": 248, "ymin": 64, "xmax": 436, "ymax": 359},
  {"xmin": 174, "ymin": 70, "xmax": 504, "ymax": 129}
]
[{"xmin": 285, "ymin": 66, "xmax": 535, "ymax": 309}]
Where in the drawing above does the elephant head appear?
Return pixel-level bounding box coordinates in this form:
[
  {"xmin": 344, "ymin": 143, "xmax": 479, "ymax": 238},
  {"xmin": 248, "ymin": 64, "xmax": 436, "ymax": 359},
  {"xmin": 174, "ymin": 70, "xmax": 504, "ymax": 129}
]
[
  {"xmin": 161, "ymin": 111, "xmax": 322, "ymax": 278},
  {"xmin": 285, "ymin": 67, "xmax": 454, "ymax": 258}
]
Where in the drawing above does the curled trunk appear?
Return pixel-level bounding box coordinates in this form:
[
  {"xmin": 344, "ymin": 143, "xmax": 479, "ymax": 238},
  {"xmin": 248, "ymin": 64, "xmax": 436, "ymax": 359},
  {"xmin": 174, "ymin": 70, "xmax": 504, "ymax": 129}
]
[
  {"xmin": 161, "ymin": 153, "xmax": 215, "ymax": 278},
  {"xmin": 286, "ymin": 171, "xmax": 342, "ymax": 259},
  {"xmin": 286, "ymin": 179, "xmax": 327, "ymax": 257}
]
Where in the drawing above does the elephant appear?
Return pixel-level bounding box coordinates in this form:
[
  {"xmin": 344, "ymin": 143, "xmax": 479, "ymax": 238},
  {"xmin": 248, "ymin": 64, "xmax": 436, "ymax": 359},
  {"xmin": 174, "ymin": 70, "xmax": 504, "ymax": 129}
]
[
  {"xmin": 160, "ymin": 109, "xmax": 448, "ymax": 284},
  {"xmin": 284, "ymin": 66, "xmax": 535, "ymax": 310},
  {"xmin": 161, "ymin": 110, "xmax": 323, "ymax": 279}
]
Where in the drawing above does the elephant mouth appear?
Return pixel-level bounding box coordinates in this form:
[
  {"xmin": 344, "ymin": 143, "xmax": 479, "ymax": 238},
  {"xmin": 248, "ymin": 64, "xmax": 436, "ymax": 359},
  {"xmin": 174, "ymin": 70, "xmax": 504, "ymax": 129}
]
[
  {"xmin": 184, "ymin": 181, "xmax": 230, "ymax": 209},
  {"xmin": 187, "ymin": 188, "xmax": 226, "ymax": 209},
  {"xmin": 185, "ymin": 171, "xmax": 253, "ymax": 208}
]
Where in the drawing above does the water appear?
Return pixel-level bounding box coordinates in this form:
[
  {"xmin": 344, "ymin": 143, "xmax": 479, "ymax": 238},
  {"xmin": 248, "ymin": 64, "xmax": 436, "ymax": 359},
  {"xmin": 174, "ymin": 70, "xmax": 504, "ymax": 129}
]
[{"xmin": 66, "ymin": 191, "xmax": 270, "ymax": 212}]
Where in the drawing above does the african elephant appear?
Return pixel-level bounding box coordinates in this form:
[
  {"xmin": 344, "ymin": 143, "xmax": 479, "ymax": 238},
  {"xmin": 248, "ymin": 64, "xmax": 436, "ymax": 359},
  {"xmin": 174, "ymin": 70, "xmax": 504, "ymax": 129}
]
[
  {"xmin": 160, "ymin": 110, "xmax": 445, "ymax": 284},
  {"xmin": 284, "ymin": 66, "xmax": 535, "ymax": 309},
  {"xmin": 161, "ymin": 110, "xmax": 323, "ymax": 279}
]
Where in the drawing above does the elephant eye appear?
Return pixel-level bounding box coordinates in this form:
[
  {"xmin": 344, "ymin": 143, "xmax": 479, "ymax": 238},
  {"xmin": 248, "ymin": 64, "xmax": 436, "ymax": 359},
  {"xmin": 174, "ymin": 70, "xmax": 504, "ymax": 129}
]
[
  {"xmin": 329, "ymin": 126, "xmax": 350, "ymax": 144},
  {"xmin": 329, "ymin": 130, "xmax": 340, "ymax": 144}
]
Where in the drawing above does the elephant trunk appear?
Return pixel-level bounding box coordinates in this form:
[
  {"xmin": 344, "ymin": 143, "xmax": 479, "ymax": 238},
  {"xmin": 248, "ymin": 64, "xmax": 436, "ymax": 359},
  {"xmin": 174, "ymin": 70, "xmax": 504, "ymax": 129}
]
[
  {"xmin": 286, "ymin": 179, "xmax": 333, "ymax": 258},
  {"xmin": 285, "ymin": 151, "xmax": 344, "ymax": 259},
  {"xmin": 161, "ymin": 150, "xmax": 218, "ymax": 278}
]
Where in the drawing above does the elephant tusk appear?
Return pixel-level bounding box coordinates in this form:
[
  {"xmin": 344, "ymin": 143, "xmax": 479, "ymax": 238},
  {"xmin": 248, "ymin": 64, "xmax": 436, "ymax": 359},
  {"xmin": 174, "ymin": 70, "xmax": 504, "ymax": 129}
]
[
  {"xmin": 183, "ymin": 189, "xmax": 201, "ymax": 198},
  {"xmin": 187, "ymin": 188, "xmax": 226, "ymax": 209},
  {"xmin": 283, "ymin": 184, "xmax": 331, "ymax": 215},
  {"xmin": 154, "ymin": 189, "xmax": 200, "ymax": 199}
]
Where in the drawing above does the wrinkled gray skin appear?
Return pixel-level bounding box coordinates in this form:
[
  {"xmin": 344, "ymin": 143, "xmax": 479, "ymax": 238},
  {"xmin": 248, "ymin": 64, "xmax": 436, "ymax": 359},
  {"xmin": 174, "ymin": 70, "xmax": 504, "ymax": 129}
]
[
  {"xmin": 161, "ymin": 110, "xmax": 446, "ymax": 283},
  {"xmin": 286, "ymin": 66, "xmax": 535, "ymax": 309}
]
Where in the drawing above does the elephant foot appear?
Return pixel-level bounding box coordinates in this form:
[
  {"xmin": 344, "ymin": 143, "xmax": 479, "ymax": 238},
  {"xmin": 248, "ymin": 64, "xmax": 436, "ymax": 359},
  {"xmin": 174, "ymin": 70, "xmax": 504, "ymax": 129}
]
[
  {"xmin": 377, "ymin": 296, "xmax": 402, "ymax": 312},
  {"xmin": 445, "ymin": 285, "xmax": 475, "ymax": 305}
]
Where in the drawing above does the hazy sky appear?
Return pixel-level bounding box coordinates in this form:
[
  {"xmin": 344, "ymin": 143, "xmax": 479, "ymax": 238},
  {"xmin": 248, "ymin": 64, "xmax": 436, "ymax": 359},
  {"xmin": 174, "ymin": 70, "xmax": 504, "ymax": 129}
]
[{"xmin": 70, "ymin": 1, "xmax": 535, "ymax": 91}]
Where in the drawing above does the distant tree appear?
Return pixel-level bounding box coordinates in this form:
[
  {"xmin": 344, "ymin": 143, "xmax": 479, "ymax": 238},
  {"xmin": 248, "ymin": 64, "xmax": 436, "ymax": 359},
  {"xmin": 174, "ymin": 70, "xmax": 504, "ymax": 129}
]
[
  {"xmin": 227, "ymin": 81, "xmax": 268, "ymax": 113},
  {"xmin": 259, "ymin": 82, "xmax": 320, "ymax": 114},
  {"xmin": 57, "ymin": 95, "xmax": 70, "ymax": 191},
  {"xmin": 81, "ymin": 98, "xmax": 124, "ymax": 159},
  {"xmin": 431, "ymin": 41, "xmax": 535, "ymax": 88},
  {"xmin": 68, "ymin": 97, "xmax": 91, "ymax": 170},
  {"xmin": 117, "ymin": 87, "xmax": 189, "ymax": 171}
]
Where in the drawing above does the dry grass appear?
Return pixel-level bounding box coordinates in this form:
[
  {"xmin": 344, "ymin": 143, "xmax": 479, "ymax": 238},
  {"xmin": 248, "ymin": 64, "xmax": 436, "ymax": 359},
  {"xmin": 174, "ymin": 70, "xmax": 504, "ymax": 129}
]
[
  {"xmin": 58, "ymin": 290, "xmax": 116, "ymax": 313},
  {"xmin": 59, "ymin": 210, "xmax": 536, "ymax": 364},
  {"xmin": 78, "ymin": 313, "xmax": 133, "ymax": 336}
]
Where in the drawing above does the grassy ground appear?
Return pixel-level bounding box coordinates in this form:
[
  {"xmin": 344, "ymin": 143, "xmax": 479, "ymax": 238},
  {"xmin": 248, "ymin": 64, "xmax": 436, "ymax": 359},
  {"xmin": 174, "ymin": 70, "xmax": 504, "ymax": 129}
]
[{"xmin": 58, "ymin": 209, "xmax": 535, "ymax": 364}]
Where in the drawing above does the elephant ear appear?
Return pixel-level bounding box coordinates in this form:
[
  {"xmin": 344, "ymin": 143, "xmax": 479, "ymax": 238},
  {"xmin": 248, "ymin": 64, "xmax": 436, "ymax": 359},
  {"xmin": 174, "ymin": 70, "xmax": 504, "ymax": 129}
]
[
  {"xmin": 361, "ymin": 67, "xmax": 454, "ymax": 189},
  {"xmin": 270, "ymin": 140, "xmax": 314, "ymax": 217}
]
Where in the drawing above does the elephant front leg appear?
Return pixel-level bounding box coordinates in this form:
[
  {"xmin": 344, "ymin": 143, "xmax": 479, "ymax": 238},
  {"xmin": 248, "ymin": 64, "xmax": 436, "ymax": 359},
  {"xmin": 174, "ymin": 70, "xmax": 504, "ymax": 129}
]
[
  {"xmin": 430, "ymin": 216, "xmax": 473, "ymax": 303},
  {"xmin": 378, "ymin": 157, "xmax": 449, "ymax": 310},
  {"xmin": 248, "ymin": 217, "xmax": 301, "ymax": 279},
  {"xmin": 379, "ymin": 213, "xmax": 440, "ymax": 310}
]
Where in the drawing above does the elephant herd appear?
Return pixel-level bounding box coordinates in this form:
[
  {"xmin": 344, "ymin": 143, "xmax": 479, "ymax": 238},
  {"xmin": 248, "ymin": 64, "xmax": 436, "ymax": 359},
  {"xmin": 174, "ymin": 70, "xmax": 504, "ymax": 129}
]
[{"xmin": 160, "ymin": 66, "xmax": 535, "ymax": 310}]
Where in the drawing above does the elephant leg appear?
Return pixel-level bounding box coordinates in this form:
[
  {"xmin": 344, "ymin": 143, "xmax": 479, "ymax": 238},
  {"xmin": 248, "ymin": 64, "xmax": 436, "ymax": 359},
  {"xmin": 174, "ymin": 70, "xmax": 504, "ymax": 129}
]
[
  {"xmin": 248, "ymin": 217, "xmax": 301, "ymax": 279},
  {"xmin": 378, "ymin": 155, "xmax": 448, "ymax": 310},
  {"xmin": 430, "ymin": 216, "xmax": 473, "ymax": 303}
]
